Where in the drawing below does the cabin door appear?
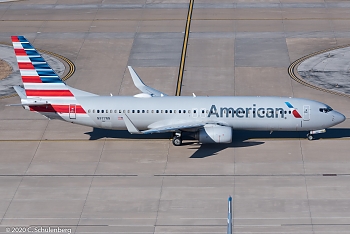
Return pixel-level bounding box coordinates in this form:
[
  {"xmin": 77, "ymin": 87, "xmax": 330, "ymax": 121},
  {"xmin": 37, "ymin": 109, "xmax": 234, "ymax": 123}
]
[
  {"xmin": 69, "ymin": 104, "xmax": 76, "ymax": 119},
  {"xmin": 303, "ymin": 105, "xmax": 310, "ymax": 121}
]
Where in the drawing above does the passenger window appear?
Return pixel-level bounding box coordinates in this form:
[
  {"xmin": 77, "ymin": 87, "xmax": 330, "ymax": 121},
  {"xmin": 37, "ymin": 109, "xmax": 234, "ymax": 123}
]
[
  {"xmin": 165, "ymin": 110, "xmax": 168, "ymax": 113},
  {"xmin": 284, "ymin": 111, "xmax": 287, "ymax": 114},
  {"xmin": 132, "ymin": 110, "xmax": 135, "ymax": 113},
  {"xmin": 127, "ymin": 110, "xmax": 130, "ymax": 113},
  {"xmin": 170, "ymin": 110, "xmax": 172, "ymax": 113},
  {"xmin": 156, "ymin": 110, "xmax": 159, "ymax": 113},
  {"xmin": 179, "ymin": 110, "xmax": 181, "ymax": 113},
  {"xmin": 184, "ymin": 110, "xmax": 186, "ymax": 113},
  {"xmin": 142, "ymin": 110, "xmax": 145, "ymax": 113},
  {"xmin": 161, "ymin": 110, "xmax": 163, "ymax": 113},
  {"xmin": 92, "ymin": 110, "xmax": 95, "ymax": 113},
  {"xmin": 147, "ymin": 110, "xmax": 149, "ymax": 113},
  {"xmin": 137, "ymin": 110, "xmax": 140, "ymax": 113},
  {"xmin": 123, "ymin": 110, "xmax": 125, "ymax": 113},
  {"xmin": 152, "ymin": 110, "xmax": 154, "ymax": 113},
  {"xmin": 110, "ymin": 110, "xmax": 112, "ymax": 113},
  {"xmin": 193, "ymin": 110, "xmax": 196, "ymax": 114},
  {"xmin": 97, "ymin": 110, "xmax": 100, "ymax": 113},
  {"xmin": 289, "ymin": 111, "xmax": 291, "ymax": 114},
  {"xmin": 114, "ymin": 110, "xmax": 117, "ymax": 113},
  {"xmin": 188, "ymin": 110, "xmax": 191, "ymax": 114},
  {"xmin": 174, "ymin": 110, "xmax": 176, "ymax": 113},
  {"xmin": 88, "ymin": 109, "xmax": 91, "ymax": 113},
  {"xmin": 101, "ymin": 110, "xmax": 104, "ymax": 113},
  {"xmin": 202, "ymin": 110, "xmax": 204, "ymax": 114},
  {"xmin": 106, "ymin": 110, "xmax": 108, "ymax": 113}
]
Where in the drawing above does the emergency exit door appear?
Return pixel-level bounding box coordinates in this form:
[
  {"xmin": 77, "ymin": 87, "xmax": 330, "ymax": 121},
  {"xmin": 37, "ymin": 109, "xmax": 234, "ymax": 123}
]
[{"xmin": 69, "ymin": 104, "xmax": 76, "ymax": 119}]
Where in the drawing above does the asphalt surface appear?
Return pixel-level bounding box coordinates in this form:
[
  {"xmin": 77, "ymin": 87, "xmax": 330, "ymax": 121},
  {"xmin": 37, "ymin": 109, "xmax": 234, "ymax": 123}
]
[{"xmin": 0, "ymin": 1, "xmax": 350, "ymax": 234}]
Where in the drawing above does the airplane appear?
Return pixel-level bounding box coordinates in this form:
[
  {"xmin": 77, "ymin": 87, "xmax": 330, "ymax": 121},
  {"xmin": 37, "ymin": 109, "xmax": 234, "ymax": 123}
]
[{"xmin": 7, "ymin": 36, "xmax": 346, "ymax": 146}]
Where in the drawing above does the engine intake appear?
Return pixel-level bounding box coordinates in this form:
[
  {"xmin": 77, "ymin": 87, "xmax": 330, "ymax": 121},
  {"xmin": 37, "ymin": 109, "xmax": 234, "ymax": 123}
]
[{"xmin": 195, "ymin": 125, "xmax": 232, "ymax": 144}]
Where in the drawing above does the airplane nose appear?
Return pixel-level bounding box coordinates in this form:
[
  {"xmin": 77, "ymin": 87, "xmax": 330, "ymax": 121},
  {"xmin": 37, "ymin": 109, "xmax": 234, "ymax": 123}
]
[{"xmin": 334, "ymin": 112, "xmax": 346, "ymax": 124}]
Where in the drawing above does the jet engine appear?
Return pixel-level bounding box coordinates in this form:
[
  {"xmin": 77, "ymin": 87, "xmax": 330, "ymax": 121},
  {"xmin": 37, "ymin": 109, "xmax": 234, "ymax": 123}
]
[{"xmin": 194, "ymin": 125, "xmax": 232, "ymax": 144}]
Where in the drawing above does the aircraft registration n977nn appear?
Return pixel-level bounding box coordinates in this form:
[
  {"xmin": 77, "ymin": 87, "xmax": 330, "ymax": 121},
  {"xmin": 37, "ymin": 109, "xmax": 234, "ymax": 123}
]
[{"xmin": 8, "ymin": 36, "xmax": 346, "ymax": 146}]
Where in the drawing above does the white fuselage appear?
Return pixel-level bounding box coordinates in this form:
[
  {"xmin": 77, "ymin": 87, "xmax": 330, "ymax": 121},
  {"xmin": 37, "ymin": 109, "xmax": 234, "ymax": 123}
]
[{"xmin": 40, "ymin": 96, "xmax": 345, "ymax": 132}]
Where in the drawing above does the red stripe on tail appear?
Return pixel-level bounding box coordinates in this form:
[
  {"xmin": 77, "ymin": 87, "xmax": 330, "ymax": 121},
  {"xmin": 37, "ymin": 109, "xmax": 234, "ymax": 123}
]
[
  {"xmin": 22, "ymin": 76, "xmax": 42, "ymax": 83},
  {"xmin": 14, "ymin": 49, "xmax": 27, "ymax": 56},
  {"xmin": 18, "ymin": 62, "xmax": 35, "ymax": 69},
  {"xmin": 26, "ymin": 90, "xmax": 74, "ymax": 97},
  {"xmin": 11, "ymin": 36, "xmax": 19, "ymax": 42}
]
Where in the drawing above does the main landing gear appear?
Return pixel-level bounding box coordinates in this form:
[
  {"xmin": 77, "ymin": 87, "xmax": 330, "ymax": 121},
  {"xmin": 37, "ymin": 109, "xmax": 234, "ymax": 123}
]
[{"xmin": 172, "ymin": 132, "xmax": 182, "ymax": 146}]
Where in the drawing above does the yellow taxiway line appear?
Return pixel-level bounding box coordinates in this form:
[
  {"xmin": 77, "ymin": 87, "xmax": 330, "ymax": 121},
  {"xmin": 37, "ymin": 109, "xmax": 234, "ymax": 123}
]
[{"xmin": 176, "ymin": 0, "xmax": 194, "ymax": 96}]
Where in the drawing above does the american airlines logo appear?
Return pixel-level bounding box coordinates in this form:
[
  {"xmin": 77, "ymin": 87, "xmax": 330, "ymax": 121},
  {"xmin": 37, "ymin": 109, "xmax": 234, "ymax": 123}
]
[{"xmin": 207, "ymin": 102, "xmax": 301, "ymax": 119}]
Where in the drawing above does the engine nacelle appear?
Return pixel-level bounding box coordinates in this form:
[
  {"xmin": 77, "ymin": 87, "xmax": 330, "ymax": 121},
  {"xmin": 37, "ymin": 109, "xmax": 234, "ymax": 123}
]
[{"xmin": 195, "ymin": 125, "xmax": 232, "ymax": 144}]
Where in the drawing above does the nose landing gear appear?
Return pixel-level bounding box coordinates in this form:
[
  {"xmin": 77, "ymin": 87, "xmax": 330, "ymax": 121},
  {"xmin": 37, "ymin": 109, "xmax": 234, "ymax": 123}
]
[
  {"xmin": 307, "ymin": 133, "xmax": 314, "ymax": 141},
  {"xmin": 307, "ymin": 129, "xmax": 326, "ymax": 141}
]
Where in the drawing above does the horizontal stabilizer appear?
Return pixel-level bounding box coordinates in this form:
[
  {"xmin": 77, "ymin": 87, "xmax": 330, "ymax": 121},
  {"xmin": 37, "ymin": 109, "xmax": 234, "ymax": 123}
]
[
  {"xmin": 13, "ymin": 86, "xmax": 26, "ymax": 99},
  {"xmin": 128, "ymin": 66, "xmax": 167, "ymax": 97}
]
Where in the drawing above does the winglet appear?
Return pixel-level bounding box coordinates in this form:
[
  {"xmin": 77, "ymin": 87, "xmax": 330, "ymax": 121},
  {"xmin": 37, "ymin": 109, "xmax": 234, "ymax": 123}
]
[
  {"xmin": 128, "ymin": 66, "xmax": 147, "ymax": 90},
  {"xmin": 127, "ymin": 66, "xmax": 167, "ymax": 97},
  {"xmin": 123, "ymin": 114, "xmax": 142, "ymax": 134}
]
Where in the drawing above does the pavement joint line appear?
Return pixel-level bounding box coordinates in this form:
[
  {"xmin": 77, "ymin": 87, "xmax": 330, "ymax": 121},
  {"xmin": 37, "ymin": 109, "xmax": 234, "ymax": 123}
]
[
  {"xmin": 0, "ymin": 42, "xmax": 75, "ymax": 100},
  {"xmin": 288, "ymin": 44, "xmax": 350, "ymax": 98},
  {"xmin": 153, "ymin": 174, "xmax": 350, "ymax": 177},
  {"xmin": 0, "ymin": 174, "xmax": 349, "ymax": 177},
  {"xmin": 176, "ymin": 0, "xmax": 193, "ymax": 96},
  {"xmin": 0, "ymin": 139, "xmax": 171, "ymax": 142},
  {"xmin": 1, "ymin": 18, "xmax": 350, "ymax": 21},
  {"xmin": 0, "ymin": 137, "xmax": 348, "ymax": 142},
  {"xmin": 0, "ymin": 175, "xmax": 138, "ymax": 177}
]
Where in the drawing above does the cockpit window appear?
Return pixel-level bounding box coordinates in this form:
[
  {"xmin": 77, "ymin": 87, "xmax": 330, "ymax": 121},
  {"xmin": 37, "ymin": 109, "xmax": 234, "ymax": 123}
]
[{"xmin": 319, "ymin": 106, "xmax": 333, "ymax": 113}]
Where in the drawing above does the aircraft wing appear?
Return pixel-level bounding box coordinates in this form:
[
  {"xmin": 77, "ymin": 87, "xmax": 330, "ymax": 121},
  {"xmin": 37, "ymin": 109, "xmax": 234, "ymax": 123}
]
[
  {"xmin": 123, "ymin": 114, "xmax": 206, "ymax": 134},
  {"xmin": 128, "ymin": 66, "xmax": 167, "ymax": 97},
  {"xmin": 142, "ymin": 122, "xmax": 206, "ymax": 134}
]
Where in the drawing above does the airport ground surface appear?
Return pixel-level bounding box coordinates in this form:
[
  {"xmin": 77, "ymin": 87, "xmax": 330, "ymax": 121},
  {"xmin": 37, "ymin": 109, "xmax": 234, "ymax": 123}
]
[{"xmin": 0, "ymin": 0, "xmax": 350, "ymax": 233}]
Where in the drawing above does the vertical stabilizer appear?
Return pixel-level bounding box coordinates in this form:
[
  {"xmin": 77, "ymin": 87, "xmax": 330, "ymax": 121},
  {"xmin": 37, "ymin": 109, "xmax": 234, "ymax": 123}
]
[{"xmin": 11, "ymin": 36, "xmax": 74, "ymax": 99}]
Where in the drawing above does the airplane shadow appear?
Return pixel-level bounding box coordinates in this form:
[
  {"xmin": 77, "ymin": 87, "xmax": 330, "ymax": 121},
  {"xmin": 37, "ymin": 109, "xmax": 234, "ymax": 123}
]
[
  {"xmin": 85, "ymin": 128, "xmax": 172, "ymax": 140},
  {"xmin": 233, "ymin": 128, "xmax": 350, "ymax": 141},
  {"xmin": 85, "ymin": 127, "xmax": 350, "ymax": 141},
  {"xmin": 188, "ymin": 141, "xmax": 264, "ymax": 158},
  {"xmin": 85, "ymin": 128, "xmax": 350, "ymax": 158}
]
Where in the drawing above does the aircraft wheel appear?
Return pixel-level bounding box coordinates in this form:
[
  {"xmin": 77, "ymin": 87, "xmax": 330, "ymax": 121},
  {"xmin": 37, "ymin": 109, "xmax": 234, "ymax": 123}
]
[
  {"xmin": 172, "ymin": 137, "xmax": 182, "ymax": 146},
  {"xmin": 307, "ymin": 134, "xmax": 314, "ymax": 141}
]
